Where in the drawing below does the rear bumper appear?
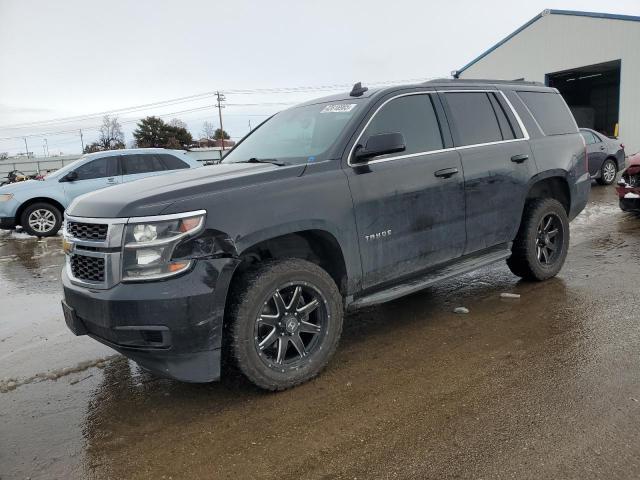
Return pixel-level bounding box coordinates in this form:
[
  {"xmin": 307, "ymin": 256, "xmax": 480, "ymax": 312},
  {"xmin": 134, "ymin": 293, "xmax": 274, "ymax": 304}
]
[
  {"xmin": 0, "ymin": 217, "xmax": 16, "ymax": 230},
  {"xmin": 62, "ymin": 257, "xmax": 239, "ymax": 382}
]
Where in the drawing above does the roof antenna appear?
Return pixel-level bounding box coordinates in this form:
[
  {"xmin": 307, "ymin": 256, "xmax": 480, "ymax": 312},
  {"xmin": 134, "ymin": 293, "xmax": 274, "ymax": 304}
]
[{"xmin": 350, "ymin": 82, "xmax": 368, "ymax": 97}]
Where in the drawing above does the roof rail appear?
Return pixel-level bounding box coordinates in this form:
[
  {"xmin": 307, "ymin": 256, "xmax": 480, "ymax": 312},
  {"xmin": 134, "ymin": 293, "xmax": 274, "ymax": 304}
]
[{"xmin": 424, "ymin": 78, "xmax": 545, "ymax": 86}]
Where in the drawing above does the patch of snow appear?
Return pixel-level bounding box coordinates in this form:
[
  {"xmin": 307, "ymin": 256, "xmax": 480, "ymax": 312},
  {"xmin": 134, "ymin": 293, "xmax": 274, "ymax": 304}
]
[
  {"xmin": 453, "ymin": 307, "xmax": 469, "ymax": 314},
  {"xmin": 624, "ymin": 192, "xmax": 640, "ymax": 199},
  {"xmin": 500, "ymin": 293, "xmax": 521, "ymax": 299}
]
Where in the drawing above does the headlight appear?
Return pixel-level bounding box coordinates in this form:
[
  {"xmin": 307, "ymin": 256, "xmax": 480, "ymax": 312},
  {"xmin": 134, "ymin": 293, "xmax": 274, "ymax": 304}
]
[
  {"xmin": 122, "ymin": 211, "xmax": 205, "ymax": 281},
  {"xmin": 0, "ymin": 193, "xmax": 14, "ymax": 202}
]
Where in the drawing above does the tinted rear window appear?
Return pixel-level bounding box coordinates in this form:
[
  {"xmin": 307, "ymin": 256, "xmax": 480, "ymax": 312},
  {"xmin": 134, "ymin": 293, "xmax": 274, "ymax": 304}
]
[
  {"xmin": 444, "ymin": 92, "xmax": 503, "ymax": 146},
  {"xmin": 517, "ymin": 91, "xmax": 577, "ymax": 136},
  {"xmin": 122, "ymin": 154, "xmax": 166, "ymax": 175},
  {"xmin": 157, "ymin": 154, "xmax": 189, "ymax": 170}
]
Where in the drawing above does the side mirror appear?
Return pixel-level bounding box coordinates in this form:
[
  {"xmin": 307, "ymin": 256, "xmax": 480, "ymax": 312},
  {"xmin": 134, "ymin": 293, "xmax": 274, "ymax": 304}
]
[
  {"xmin": 60, "ymin": 171, "xmax": 78, "ymax": 182},
  {"xmin": 354, "ymin": 132, "xmax": 406, "ymax": 162}
]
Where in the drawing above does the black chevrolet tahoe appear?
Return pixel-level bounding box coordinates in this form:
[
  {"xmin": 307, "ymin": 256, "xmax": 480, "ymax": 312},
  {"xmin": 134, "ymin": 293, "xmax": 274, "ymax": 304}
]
[{"xmin": 61, "ymin": 79, "xmax": 590, "ymax": 390}]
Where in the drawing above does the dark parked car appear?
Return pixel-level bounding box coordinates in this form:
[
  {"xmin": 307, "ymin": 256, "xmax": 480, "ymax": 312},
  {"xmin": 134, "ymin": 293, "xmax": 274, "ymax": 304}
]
[
  {"xmin": 579, "ymin": 128, "xmax": 625, "ymax": 185},
  {"xmin": 61, "ymin": 79, "xmax": 589, "ymax": 390},
  {"xmin": 616, "ymin": 152, "xmax": 640, "ymax": 212}
]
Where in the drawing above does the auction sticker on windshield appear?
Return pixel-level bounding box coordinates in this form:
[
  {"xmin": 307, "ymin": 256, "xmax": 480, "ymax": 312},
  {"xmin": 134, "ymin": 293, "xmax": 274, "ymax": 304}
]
[{"xmin": 321, "ymin": 104, "xmax": 357, "ymax": 113}]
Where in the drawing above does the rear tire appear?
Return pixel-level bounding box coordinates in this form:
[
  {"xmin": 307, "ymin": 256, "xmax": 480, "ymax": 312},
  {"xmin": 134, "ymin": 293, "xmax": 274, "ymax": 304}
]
[
  {"xmin": 597, "ymin": 158, "xmax": 617, "ymax": 185},
  {"xmin": 20, "ymin": 202, "xmax": 62, "ymax": 237},
  {"xmin": 226, "ymin": 259, "xmax": 343, "ymax": 391},
  {"xmin": 507, "ymin": 198, "xmax": 569, "ymax": 281}
]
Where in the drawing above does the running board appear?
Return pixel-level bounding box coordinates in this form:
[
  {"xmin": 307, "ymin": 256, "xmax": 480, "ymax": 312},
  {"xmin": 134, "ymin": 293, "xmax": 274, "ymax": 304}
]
[{"xmin": 348, "ymin": 244, "xmax": 511, "ymax": 310}]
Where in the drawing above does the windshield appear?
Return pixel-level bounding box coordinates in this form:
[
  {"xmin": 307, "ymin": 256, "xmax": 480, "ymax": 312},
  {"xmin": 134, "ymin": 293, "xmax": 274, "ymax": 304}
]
[{"xmin": 223, "ymin": 100, "xmax": 361, "ymax": 165}]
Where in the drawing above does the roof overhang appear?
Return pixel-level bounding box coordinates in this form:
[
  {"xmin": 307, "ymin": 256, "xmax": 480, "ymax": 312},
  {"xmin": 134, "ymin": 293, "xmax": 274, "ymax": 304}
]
[{"xmin": 455, "ymin": 9, "xmax": 640, "ymax": 77}]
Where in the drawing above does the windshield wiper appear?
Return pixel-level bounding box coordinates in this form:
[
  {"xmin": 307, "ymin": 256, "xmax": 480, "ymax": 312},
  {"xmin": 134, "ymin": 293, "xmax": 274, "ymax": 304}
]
[{"xmin": 238, "ymin": 157, "xmax": 287, "ymax": 166}]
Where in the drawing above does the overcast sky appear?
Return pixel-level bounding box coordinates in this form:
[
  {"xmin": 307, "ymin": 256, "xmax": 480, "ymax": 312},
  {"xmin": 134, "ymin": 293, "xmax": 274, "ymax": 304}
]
[{"xmin": 0, "ymin": 0, "xmax": 637, "ymax": 155}]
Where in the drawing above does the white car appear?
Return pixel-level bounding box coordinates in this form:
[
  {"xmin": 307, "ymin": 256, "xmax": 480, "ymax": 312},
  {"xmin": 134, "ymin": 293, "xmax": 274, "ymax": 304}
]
[{"xmin": 0, "ymin": 148, "xmax": 202, "ymax": 236}]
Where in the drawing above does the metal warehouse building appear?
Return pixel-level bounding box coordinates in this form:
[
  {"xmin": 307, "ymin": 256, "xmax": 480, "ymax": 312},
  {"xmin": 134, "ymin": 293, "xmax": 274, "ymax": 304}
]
[{"xmin": 456, "ymin": 10, "xmax": 640, "ymax": 154}]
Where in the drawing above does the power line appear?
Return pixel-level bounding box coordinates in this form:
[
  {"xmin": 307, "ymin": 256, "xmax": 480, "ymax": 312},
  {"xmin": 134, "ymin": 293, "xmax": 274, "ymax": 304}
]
[{"xmin": 0, "ymin": 77, "xmax": 437, "ymax": 130}]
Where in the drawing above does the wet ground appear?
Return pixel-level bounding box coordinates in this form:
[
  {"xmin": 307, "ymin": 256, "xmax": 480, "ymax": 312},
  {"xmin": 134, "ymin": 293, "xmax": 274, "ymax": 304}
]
[{"xmin": 1, "ymin": 186, "xmax": 640, "ymax": 479}]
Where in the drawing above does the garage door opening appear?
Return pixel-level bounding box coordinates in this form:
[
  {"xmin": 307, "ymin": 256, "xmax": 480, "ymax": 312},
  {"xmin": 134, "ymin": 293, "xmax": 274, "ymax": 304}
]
[{"xmin": 546, "ymin": 60, "xmax": 621, "ymax": 137}]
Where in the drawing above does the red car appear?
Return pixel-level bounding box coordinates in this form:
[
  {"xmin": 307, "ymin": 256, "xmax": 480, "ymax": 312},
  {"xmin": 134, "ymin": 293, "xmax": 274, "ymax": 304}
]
[{"xmin": 616, "ymin": 152, "xmax": 640, "ymax": 212}]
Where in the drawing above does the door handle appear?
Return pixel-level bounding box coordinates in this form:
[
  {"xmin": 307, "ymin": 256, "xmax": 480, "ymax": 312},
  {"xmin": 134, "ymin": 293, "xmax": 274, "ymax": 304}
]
[
  {"xmin": 600, "ymin": 146, "xmax": 605, "ymax": 151},
  {"xmin": 511, "ymin": 154, "xmax": 529, "ymax": 164},
  {"xmin": 434, "ymin": 167, "xmax": 459, "ymax": 179}
]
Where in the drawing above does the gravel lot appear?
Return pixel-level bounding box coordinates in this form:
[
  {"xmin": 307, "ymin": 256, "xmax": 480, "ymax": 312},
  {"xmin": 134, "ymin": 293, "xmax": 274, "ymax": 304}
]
[{"xmin": 1, "ymin": 185, "xmax": 639, "ymax": 480}]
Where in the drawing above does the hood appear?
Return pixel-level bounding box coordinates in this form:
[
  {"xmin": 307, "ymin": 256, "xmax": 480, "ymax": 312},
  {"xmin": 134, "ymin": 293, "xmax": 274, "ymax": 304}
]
[
  {"xmin": 67, "ymin": 162, "xmax": 306, "ymax": 218},
  {"xmin": 627, "ymin": 152, "xmax": 640, "ymax": 168},
  {"xmin": 0, "ymin": 179, "xmax": 48, "ymax": 194}
]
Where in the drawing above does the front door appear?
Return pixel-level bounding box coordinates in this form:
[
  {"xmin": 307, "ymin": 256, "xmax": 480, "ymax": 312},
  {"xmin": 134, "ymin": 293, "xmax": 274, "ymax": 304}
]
[
  {"xmin": 346, "ymin": 92, "xmax": 466, "ymax": 290},
  {"xmin": 440, "ymin": 90, "xmax": 537, "ymax": 254},
  {"xmin": 62, "ymin": 155, "xmax": 121, "ymax": 204}
]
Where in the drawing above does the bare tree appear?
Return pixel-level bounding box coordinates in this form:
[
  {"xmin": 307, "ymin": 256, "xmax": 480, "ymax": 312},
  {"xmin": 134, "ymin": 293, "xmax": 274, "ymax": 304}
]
[
  {"xmin": 98, "ymin": 115, "xmax": 125, "ymax": 150},
  {"xmin": 168, "ymin": 118, "xmax": 188, "ymax": 130},
  {"xmin": 200, "ymin": 121, "xmax": 216, "ymax": 140}
]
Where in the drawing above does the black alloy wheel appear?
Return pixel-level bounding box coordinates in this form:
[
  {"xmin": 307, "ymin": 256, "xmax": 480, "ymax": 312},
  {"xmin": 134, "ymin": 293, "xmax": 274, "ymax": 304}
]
[
  {"xmin": 254, "ymin": 282, "xmax": 328, "ymax": 370},
  {"xmin": 227, "ymin": 258, "xmax": 343, "ymax": 391},
  {"xmin": 535, "ymin": 213, "xmax": 563, "ymax": 266}
]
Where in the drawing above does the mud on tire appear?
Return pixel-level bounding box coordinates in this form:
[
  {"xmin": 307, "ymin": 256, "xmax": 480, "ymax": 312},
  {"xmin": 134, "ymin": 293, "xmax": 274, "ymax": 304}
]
[
  {"xmin": 225, "ymin": 258, "xmax": 343, "ymax": 391},
  {"xmin": 507, "ymin": 198, "xmax": 570, "ymax": 281}
]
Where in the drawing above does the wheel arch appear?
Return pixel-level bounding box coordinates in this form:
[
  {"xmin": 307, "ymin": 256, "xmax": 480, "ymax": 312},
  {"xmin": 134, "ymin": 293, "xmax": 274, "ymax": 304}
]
[
  {"xmin": 15, "ymin": 197, "xmax": 65, "ymax": 226},
  {"xmin": 232, "ymin": 228, "xmax": 349, "ymax": 296},
  {"xmin": 524, "ymin": 172, "xmax": 571, "ymax": 215}
]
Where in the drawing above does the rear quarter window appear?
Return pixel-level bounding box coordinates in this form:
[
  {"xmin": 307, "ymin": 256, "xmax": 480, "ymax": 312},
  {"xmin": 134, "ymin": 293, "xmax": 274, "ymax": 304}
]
[{"xmin": 517, "ymin": 91, "xmax": 577, "ymax": 136}]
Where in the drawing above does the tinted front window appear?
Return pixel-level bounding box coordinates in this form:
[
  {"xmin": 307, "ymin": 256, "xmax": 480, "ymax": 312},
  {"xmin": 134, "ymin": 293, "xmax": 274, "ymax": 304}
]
[
  {"xmin": 74, "ymin": 157, "xmax": 117, "ymax": 180},
  {"xmin": 445, "ymin": 92, "xmax": 503, "ymax": 146},
  {"xmin": 362, "ymin": 94, "xmax": 443, "ymax": 156},
  {"xmin": 223, "ymin": 101, "xmax": 361, "ymax": 165},
  {"xmin": 158, "ymin": 154, "xmax": 189, "ymax": 170},
  {"xmin": 122, "ymin": 154, "xmax": 165, "ymax": 175},
  {"xmin": 517, "ymin": 91, "xmax": 577, "ymax": 136}
]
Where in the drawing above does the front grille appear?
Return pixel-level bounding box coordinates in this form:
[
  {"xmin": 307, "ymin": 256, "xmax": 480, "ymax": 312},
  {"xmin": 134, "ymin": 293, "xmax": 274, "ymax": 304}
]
[
  {"xmin": 70, "ymin": 254, "xmax": 105, "ymax": 282},
  {"xmin": 66, "ymin": 221, "xmax": 108, "ymax": 241}
]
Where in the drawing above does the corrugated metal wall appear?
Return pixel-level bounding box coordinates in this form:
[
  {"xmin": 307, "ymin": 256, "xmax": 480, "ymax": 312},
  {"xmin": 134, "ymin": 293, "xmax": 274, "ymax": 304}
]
[{"xmin": 459, "ymin": 13, "xmax": 640, "ymax": 154}]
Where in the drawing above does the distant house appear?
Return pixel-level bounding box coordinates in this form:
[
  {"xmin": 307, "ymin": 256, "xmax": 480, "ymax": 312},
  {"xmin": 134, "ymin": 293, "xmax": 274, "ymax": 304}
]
[{"xmin": 197, "ymin": 138, "xmax": 236, "ymax": 148}]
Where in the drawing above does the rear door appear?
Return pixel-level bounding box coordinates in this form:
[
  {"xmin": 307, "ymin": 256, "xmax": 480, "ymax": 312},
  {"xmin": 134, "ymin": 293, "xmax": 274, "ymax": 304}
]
[
  {"xmin": 345, "ymin": 92, "xmax": 466, "ymax": 289},
  {"xmin": 61, "ymin": 155, "xmax": 121, "ymax": 204},
  {"xmin": 439, "ymin": 90, "xmax": 536, "ymax": 255}
]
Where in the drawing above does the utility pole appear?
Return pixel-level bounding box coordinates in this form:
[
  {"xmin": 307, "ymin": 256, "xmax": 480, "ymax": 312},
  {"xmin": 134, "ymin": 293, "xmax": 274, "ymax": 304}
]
[
  {"xmin": 215, "ymin": 91, "xmax": 226, "ymax": 151},
  {"xmin": 23, "ymin": 138, "xmax": 29, "ymax": 159},
  {"xmin": 79, "ymin": 129, "xmax": 85, "ymax": 153},
  {"xmin": 44, "ymin": 138, "xmax": 49, "ymax": 157},
  {"xmin": 248, "ymin": 119, "xmax": 252, "ymax": 132}
]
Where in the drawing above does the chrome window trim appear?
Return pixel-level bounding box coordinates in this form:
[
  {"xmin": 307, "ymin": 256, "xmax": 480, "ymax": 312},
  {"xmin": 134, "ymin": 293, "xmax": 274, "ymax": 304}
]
[
  {"xmin": 347, "ymin": 89, "xmax": 531, "ymax": 168},
  {"xmin": 127, "ymin": 209, "xmax": 207, "ymax": 224}
]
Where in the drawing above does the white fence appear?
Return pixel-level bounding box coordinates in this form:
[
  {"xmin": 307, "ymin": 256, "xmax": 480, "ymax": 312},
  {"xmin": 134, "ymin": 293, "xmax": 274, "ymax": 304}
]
[{"xmin": 0, "ymin": 155, "xmax": 82, "ymax": 177}]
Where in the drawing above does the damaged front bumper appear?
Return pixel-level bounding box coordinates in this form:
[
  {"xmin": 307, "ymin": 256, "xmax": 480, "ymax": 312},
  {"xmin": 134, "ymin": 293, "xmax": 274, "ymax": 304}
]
[
  {"xmin": 62, "ymin": 257, "xmax": 239, "ymax": 382},
  {"xmin": 616, "ymin": 168, "xmax": 640, "ymax": 213}
]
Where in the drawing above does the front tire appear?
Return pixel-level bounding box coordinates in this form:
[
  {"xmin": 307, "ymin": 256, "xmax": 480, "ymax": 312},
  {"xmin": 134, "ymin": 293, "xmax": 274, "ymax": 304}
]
[
  {"xmin": 227, "ymin": 259, "xmax": 343, "ymax": 391},
  {"xmin": 20, "ymin": 202, "xmax": 62, "ymax": 237},
  {"xmin": 597, "ymin": 158, "xmax": 617, "ymax": 185},
  {"xmin": 507, "ymin": 198, "xmax": 570, "ymax": 281}
]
